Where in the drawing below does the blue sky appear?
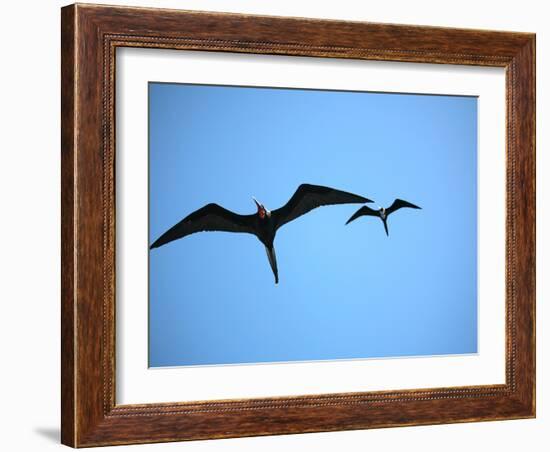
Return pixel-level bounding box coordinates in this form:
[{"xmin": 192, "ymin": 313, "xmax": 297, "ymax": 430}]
[{"xmin": 148, "ymin": 82, "xmax": 478, "ymax": 367}]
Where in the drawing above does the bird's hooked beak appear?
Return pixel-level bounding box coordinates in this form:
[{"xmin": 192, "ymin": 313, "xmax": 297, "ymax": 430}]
[{"xmin": 252, "ymin": 197, "xmax": 262, "ymax": 210}]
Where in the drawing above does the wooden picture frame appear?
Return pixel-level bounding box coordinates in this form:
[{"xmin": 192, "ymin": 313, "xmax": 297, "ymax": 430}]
[{"xmin": 61, "ymin": 3, "xmax": 535, "ymax": 447}]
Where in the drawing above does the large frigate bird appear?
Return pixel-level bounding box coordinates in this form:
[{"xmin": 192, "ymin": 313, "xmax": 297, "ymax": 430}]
[
  {"xmin": 150, "ymin": 184, "xmax": 371, "ymax": 283},
  {"xmin": 345, "ymin": 199, "xmax": 421, "ymax": 236}
]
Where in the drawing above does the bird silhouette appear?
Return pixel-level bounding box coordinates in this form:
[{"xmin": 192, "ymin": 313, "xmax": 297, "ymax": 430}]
[
  {"xmin": 150, "ymin": 184, "xmax": 371, "ymax": 283},
  {"xmin": 346, "ymin": 198, "xmax": 421, "ymax": 236}
]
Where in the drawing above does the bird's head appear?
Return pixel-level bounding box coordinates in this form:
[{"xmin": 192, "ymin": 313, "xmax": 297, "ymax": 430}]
[{"xmin": 253, "ymin": 197, "xmax": 270, "ymax": 220}]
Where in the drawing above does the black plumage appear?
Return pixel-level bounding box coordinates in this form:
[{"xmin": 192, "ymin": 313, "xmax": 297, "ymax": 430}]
[
  {"xmin": 346, "ymin": 198, "xmax": 421, "ymax": 236},
  {"xmin": 150, "ymin": 184, "xmax": 371, "ymax": 283}
]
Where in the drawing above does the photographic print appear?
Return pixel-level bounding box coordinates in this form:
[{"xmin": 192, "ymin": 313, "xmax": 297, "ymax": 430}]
[
  {"xmin": 148, "ymin": 82, "xmax": 477, "ymax": 368},
  {"xmin": 62, "ymin": 6, "xmax": 535, "ymax": 445}
]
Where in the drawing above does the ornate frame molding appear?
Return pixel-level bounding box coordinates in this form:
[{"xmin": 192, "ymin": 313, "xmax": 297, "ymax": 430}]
[{"xmin": 61, "ymin": 4, "xmax": 535, "ymax": 447}]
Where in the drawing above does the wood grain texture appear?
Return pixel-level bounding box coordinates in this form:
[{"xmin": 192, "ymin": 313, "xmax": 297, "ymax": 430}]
[
  {"xmin": 60, "ymin": 5, "xmax": 76, "ymax": 446},
  {"xmin": 60, "ymin": 3, "xmax": 536, "ymax": 447}
]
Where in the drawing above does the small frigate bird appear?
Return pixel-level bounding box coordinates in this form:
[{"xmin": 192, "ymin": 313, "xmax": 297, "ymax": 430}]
[
  {"xmin": 150, "ymin": 184, "xmax": 371, "ymax": 284},
  {"xmin": 345, "ymin": 199, "xmax": 421, "ymax": 236}
]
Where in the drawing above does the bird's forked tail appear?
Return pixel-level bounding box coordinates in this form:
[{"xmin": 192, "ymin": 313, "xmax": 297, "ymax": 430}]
[
  {"xmin": 382, "ymin": 218, "xmax": 389, "ymax": 236},
  {"xmin": 264, "ymin": 246, "xmax": 279, "ymax": 284}
]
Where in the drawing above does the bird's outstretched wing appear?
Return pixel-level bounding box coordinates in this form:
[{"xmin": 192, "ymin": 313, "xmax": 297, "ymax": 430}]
[
  {"xmin": 150, "ymin": 203, "xmax": 256, "ymax": 249},
  {"xmin": 345, "ymin": 205, "xmax": 379, "ymax": 225},
  {"xmin": 386, "ymin": 199, "xmax": 421, "ymax": 215},
  {"xmin": 273, "ymin": 184, "xmax": 371, "ymax": 230}
]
